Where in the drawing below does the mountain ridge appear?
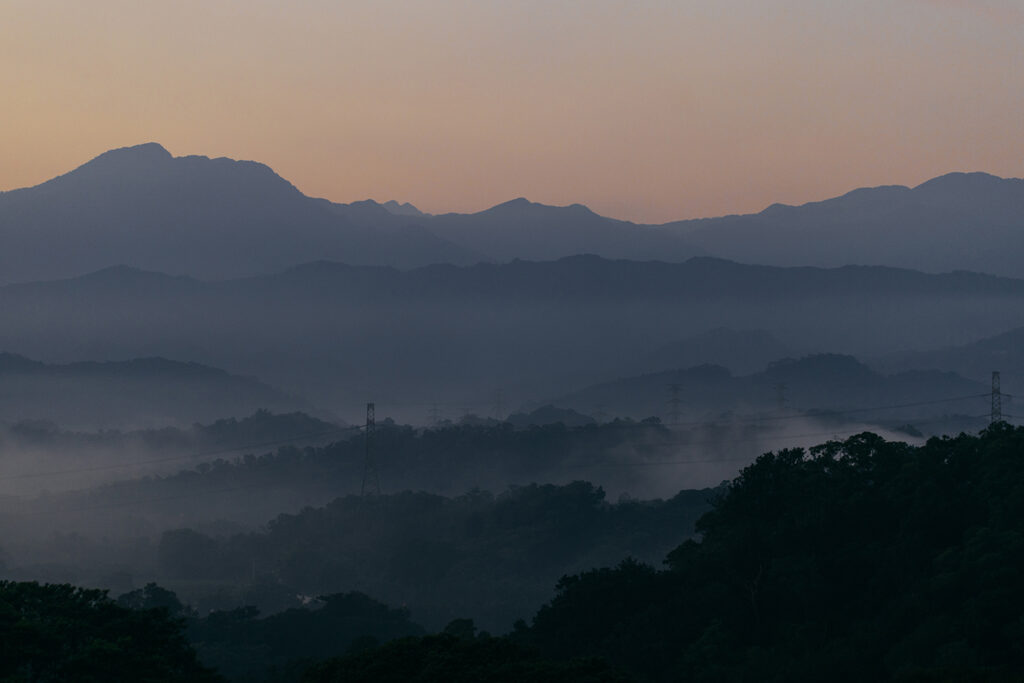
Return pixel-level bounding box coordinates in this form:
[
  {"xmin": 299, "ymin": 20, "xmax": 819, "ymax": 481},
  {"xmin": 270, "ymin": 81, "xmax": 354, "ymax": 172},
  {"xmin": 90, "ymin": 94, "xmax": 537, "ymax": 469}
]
[
  {"xmin": 2, "ymin": 254, "xmax": 1024, "ymax": 417},
  {"xmin": 4, "ymin": 143, "xmax": 1024, "ymax": 282}
]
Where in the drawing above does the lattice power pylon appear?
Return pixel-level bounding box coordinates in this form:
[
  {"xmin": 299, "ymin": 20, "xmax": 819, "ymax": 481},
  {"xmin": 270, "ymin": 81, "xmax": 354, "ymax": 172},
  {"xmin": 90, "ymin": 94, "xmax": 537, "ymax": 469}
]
[{"xmin": 361, "ymin": 402, "xmax": 380, "ymax": 496}]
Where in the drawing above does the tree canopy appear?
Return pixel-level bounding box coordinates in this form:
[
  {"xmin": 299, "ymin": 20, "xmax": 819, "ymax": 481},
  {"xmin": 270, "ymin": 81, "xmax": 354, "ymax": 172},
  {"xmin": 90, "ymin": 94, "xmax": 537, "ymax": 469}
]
[
  {"xmin": 519, "ymin": 426, "xmax": 1024, "ymax": 681},
  {"xmin": 0, "ymin": 580, "xmax": 221, "ymax": 682}
]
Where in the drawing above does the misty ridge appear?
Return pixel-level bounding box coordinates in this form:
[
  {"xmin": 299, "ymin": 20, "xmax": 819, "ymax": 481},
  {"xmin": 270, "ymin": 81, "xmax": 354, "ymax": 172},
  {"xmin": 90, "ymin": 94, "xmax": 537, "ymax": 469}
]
[
  {"xmin": 4, "ymin": 255, "xmax": 1024, "ymax": 422},
  {"xmin": 3, "ymin": 143, "xmax": 1024, "ymax": 681}
]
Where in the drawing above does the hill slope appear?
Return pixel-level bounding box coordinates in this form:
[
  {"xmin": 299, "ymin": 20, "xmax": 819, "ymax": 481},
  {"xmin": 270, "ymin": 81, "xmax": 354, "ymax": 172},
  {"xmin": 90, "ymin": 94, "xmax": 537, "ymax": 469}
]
[
  {"xmin": 0, "ymin": 143, "xmax": 477, "ymax": 281},
  {"xmin": 0, "ymin": 352, "xmax": 304, "ymax": 429},
  {"xmin": 662, "ymin": 172, "xmax": 1024, "ymax": 277},
  {"xmin": 0, "ymin": 257, "xmax": 1021, "ymax": 417},
  {"xmin": 552, "ymin": 354, "xmax": 987, "ymax": 430}
]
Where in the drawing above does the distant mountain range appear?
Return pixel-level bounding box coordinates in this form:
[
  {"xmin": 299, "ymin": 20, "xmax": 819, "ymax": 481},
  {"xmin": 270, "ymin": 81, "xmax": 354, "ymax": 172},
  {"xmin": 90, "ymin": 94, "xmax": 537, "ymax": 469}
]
[
  {"xmin": 628, "ymin": 328, "xmax": 795, "ymax": 377},
  {"xmin": 0, "ymin": 143, "xmax": 479, "ymax": 282},
  {"xmin": 660, "ymin": 172, "xmax": 1024, "ymax": 277},
  {"xmin": 2, "ymin": 256, "xmax": 1023, "ymax": 419},
  {"xmin": 0, "ymin": 353, "xmax": 303, "ymax": 429},
  {"xmin": 0, "ymin": 143, "xmax": 698, "ymax": 282},
  {"xmin": 2, "ymin": 143, "xmax": 1022, "ymax": 282},
  {"xmin": 873, "ymin": 325, "xmax": 1024, "ymax": 400},
  {"xmin": 550, "ymin": 354, "xmax": 988, "ymax": 433}
]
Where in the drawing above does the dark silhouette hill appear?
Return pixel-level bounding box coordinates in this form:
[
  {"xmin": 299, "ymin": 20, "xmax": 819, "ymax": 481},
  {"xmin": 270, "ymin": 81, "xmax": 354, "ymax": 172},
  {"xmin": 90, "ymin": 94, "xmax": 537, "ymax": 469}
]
[
  {"xmin": 0, "ymin": 352, "xmax": 304, "ymax": 429},
  {"xmin": 422, "ymin": 197, "xmax": 705, "ymax": 262},
  {"xmin": 5, "ymin": 144, "xmax": 1022, "ymax": 279},
  {"xmin": 0, "ymin": 256, "xmax": 1020, "ymax": 419},
  {"xmin": 0, "ymin": 143, "xmax": 698, "ymax": 282},
  {"xmin": 630, "ymin": 327, "xmax": 794, "ymax": 376},
  {"xmin": 662, "ymin": 172, "xmax": 1024, "ymax": 277},
  {"xmin": 511, "ymin": 428, "xmax": 1024, "ymax": 681},
  {"xmin": 0, "ymin": 143, "xmax": 477, "ymax": 282},
  {"xmin": 873, "ymin": 324, "xmax": 1024, "ymax": 407},
  {"xmin": 551, "ymin": 354, "xmax": 987, "ymax": 430},
  {"xmin": 381, "ymin": 199, "xmax": 427, "ymax": 216}
]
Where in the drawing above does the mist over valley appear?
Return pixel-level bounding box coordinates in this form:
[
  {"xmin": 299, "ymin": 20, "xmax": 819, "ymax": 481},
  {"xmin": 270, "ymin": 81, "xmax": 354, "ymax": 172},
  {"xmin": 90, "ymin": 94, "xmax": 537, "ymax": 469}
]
[{"xmin": 2, "ymin": 144, "xmax": 1024, "ymax": 681}]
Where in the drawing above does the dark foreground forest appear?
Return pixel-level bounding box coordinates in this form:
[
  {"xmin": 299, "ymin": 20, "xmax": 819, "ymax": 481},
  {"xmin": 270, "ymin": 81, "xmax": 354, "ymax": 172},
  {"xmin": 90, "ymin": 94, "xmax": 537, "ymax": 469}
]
[{"xmin": 4, "ymin": 425, "xmax": 1024, "ymax": 681}]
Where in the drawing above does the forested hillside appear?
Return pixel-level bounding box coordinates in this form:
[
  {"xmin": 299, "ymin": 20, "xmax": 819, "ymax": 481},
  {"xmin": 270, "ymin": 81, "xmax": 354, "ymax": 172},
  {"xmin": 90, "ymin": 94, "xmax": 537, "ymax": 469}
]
[{"xmin": 7, "ymin": 427, "xmax": 1024, "ymax": 681}]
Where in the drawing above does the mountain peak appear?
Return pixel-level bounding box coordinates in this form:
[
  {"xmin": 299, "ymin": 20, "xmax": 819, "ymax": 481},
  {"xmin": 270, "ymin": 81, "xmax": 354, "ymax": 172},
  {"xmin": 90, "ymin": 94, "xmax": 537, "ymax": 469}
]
[
  {"xmin": 483, "ymin": 198, "xmax": 601, "ymax": 216},
  {"xmin": 489, "ymin": 197, "xmax": 533, "ymax": 211},
  {"xmin": 381, "ymin": 200, "xmax": 426, "ymax": 217},
  {"xmin": 913, "ymin": 171, "xmax": 1009, "ymax": 193},
  {"xmin": 87, "ymin": 142, "xmax": 172, "ymax": 166}
]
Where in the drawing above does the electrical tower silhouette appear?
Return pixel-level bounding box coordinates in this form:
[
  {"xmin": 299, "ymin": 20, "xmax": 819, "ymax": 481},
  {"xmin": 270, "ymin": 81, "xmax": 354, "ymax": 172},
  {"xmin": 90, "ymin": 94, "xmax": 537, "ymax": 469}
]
[
  {"xmin": 361, "ymin": 402, "xmax": 379, "ymax": 497},
  {"xmin": 666, "ymin": 383, "xmax": 682, "ymax": 424},
  {"xmin": 991, "ymin": 371, "xmax": 1002, "ymax": 424}
]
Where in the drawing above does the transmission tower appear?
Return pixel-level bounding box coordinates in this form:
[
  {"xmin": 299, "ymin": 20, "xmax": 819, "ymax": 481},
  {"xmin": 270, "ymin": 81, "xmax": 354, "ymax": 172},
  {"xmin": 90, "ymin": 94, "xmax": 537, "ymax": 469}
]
[
  {"xmin": 361, "ymin": 402, "xmax": 379, "ymax": 497},
  {"xmin": 991, "ymin": 371, "xmax": 1002, "ymax": 424},
  {"xmin": 666, "ymin": 383, "xmax": 682, "ymax": 424}
]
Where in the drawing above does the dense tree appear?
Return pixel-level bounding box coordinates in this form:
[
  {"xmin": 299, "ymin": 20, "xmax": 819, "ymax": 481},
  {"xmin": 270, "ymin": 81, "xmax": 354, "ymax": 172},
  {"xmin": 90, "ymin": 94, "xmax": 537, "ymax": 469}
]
[
  {"xmin": 157, "ymin": 482, "xmax": 713, "ymax": 631},
  {"xmin": 185, "ymin": 591, "xmax": 424, "ymax": 682},
  {"xmin": 0, "ymin": 580, "xmax": 220, "ymax": 681},
  {"xmin": 517, "ymin": 427, "xmax": 1024, "ymax": 681},
  {"xmin": 117, "ymin": 581, "xmax": 188, "ymax": 615},
  {"xmin": 302, "ymin": 630, "xmax": 631, "ymax": 683}
]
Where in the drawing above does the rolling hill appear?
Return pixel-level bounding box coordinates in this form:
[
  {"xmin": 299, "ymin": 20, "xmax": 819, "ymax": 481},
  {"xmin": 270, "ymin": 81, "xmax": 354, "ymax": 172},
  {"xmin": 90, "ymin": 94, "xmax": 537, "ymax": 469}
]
[
  {"xmin": 661, "ymin": 172, "xmax": 1024, "ymax": 277},
  {"xmin": 0, "ymin": 352, "xmax": 304, "ymax": 429},
  {"xmin": 0, "ymin": 257, "xmax": 1021, "ymax": 421}
]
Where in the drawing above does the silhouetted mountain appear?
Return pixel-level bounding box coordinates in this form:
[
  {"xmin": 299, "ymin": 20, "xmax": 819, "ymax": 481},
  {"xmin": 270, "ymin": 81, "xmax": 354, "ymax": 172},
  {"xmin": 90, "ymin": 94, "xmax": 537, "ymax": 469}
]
[
  {"xmin": 0, "ymin": 257, "xmax": 1019, "ymax": 420},
  {"xmin": 0, "ymin": 352, "xmax": 303, "ymax": 429},
  {"xmin": 661, "ymin": 172, "xmax": 1024, "ymax": 277},
  {"xmin": 422, "ymin": 197, "xmax": 705, "ymax": 262},
  {"xmin": 0, "ymin": 143, "xmax": 477, "ymax": 282},
  {"xmin": 631, "ymin": 328, "xmax": 795, "ymax": 376},
  {"xmin": 551, "ymin": 353, "xmax": 986, "ymax": 430},
  {"xmin": 874, "ymin": 324, "xmax": 1024, "ymax": 400},
  {"xmin": 381, "ymin": 199, "xmax": 427, "ymax": 216},
  {"xmin": 506, "ymin": 404, "xmax": 596, "ymax": 428},
  {"xmin": 6, "ymin": 145, "xmax": 1022, "ymax": 280}
]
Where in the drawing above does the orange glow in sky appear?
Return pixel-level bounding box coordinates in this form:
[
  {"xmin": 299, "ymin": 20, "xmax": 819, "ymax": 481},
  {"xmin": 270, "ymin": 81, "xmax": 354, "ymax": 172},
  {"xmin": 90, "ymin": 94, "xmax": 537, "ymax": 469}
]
[{"xmin": 1, "ymin": 0, "xmax": 1022, "ymax": 223}]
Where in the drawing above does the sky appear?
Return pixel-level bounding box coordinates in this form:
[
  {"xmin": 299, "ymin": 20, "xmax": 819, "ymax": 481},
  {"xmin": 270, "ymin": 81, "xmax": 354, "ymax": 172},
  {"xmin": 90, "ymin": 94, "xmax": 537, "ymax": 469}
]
[{"xmin": 1, "ymin": 0, "xmax": 1022, "ymax": 223}]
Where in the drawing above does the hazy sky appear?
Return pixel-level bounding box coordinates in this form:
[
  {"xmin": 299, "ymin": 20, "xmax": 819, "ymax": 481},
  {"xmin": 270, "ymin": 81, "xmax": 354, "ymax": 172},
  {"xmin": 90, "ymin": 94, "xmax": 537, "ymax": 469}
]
[{"xmin": 2, "ymin": 0, "xmax": 1022, "ymax": 222}]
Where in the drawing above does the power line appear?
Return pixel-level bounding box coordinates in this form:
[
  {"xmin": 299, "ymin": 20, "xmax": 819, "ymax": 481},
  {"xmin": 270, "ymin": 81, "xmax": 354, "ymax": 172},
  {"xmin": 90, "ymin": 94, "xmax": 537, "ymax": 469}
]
[{"xmin": 992, "ymin": 371, "xmax": 1002, "ymax": 424}]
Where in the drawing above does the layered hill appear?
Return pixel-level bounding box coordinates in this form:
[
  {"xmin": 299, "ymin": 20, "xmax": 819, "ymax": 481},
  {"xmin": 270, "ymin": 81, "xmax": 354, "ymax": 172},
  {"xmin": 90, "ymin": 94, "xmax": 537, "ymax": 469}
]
[
  {"xmin": 661, "ymin": 172, "xmax": 1024, "ymax": 277},
  {"xmin": 0, "ymin": 144, "xmax": 698, "ymax": 282},
  {"xmin": 626, "ymin": 328, "xmax": 795, "ymax": 377},
  {"xmin": 0, "ymin": 143, "xmax": 478, "ymax": 282},
  {"xmin": 421, "ymin": 197, "xmax": 704, "ymax": 262},
  {"xmin": 872, "ymin": 325, "xmax": 1024, "ymax": 407},
  {"xmin": 550, "ymin": 354, "xmax": 988, "ymax": 432},
  {"xmin": 1, "ymin": 257, "xmax": 1022, "ymax": 419},
  {"xmin": 7, "ymin": 144, "xmax": 1022, "ymax": 282},
  {"xmin": 0, "ymin": 353, "xmax": 304, "ymax": 429}
]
